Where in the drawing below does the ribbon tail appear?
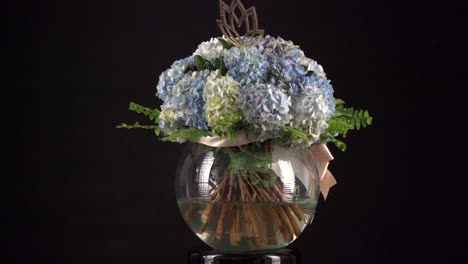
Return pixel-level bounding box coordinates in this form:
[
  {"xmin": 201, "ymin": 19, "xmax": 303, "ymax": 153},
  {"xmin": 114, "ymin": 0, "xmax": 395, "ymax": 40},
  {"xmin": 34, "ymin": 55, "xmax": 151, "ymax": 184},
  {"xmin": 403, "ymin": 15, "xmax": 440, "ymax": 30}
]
[
  {"xmin": 320, "ymin": 170, "xmax": 337, "ymax": 199},
  {"xmin": 310, "ymin": 144, "xmax": 337, "ymax": 200}
]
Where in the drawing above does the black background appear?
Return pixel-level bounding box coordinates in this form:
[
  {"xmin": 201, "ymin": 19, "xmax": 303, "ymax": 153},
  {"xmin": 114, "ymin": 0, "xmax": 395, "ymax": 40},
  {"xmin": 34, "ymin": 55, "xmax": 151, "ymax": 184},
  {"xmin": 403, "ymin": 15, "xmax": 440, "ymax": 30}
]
[{"xmin": 9, "ymin": 0, "xmax": 467, "ymax": 263}]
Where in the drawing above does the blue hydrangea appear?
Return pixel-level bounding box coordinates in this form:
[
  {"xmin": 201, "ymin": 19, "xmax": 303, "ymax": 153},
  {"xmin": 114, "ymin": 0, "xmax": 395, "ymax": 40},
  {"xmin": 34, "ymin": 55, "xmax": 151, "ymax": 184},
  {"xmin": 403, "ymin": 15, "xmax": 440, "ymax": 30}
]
[
  {"xmin": 269, "ymin": 59, "xmax": 310, "ymax": 93},
  {"xmin": 307, "ymin": 73, "xmax": 335, "ymax": 118},
  {"xmin": 223, "ymin": 47, "xmax": 269, "ymax": 86},
  {"xmin": 156, "ymin": 56, "xmax": 194, "ymax": 102},
  {"xmin": 239, "ymin": 83, "xmax": 292, "ymax": 141},
  {"xmin": 259, "ymin": 36, "xmax": 306, "ymax": 63},
  {"xmin": 158, "ymin": 70, "xmax": 210, "ymax": 134},
  {"xmin": 289, "ymin": 83, "xmax": 330, "ymax": 146},
  {"xmin": 154, "ymin": 37, "xmax": 336, "ymax": 146},
  {"xmin": 258, "ymin": 36, "xmax": 311, "ymax": 92},
  {"xmin": 302, "ymin": 58, "xmax": 326, "ymax": 78}
]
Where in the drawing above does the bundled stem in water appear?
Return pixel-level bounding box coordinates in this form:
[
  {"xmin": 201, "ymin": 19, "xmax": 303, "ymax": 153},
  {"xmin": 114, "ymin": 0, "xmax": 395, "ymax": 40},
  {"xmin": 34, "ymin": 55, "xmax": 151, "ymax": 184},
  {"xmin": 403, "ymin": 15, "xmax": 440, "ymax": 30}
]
[{"xmin": 185, "ymin": 139, "xmax": 308, "ymax": 249}]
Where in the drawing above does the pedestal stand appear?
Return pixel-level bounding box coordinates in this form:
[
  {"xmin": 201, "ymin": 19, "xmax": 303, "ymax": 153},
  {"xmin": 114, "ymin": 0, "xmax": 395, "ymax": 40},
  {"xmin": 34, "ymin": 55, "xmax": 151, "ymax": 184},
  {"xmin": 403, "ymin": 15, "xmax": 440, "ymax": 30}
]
[{"xmin": 188, "ymin": 246, "xmax": 299, "ymax": 264}]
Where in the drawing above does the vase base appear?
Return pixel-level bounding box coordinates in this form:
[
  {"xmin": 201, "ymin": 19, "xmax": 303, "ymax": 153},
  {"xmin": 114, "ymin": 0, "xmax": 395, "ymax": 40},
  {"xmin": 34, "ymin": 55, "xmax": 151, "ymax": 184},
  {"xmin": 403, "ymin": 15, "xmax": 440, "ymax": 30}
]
[{"xmin": 188, "ymin": 246, "xmax": 299, "ymax": 264}]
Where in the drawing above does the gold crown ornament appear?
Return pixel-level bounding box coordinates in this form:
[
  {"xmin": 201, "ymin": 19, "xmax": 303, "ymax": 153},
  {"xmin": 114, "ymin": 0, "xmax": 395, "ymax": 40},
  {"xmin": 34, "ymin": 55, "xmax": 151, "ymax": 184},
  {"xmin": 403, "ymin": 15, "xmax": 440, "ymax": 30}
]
[{"xmin": 217, "ymin": 0, "xmax": 265, "ymax": 48}]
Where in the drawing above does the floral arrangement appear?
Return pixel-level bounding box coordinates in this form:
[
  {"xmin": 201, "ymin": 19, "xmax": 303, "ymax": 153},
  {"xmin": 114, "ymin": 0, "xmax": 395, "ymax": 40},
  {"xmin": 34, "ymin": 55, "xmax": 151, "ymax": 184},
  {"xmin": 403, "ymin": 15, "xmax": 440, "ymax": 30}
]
[
  {"xmin": 118, "ymin": 0, "xmax": 373, "ymax": 251},
  {"xmin": 118, "ymin": 36, "xmax": 372, "ymax": 151}
]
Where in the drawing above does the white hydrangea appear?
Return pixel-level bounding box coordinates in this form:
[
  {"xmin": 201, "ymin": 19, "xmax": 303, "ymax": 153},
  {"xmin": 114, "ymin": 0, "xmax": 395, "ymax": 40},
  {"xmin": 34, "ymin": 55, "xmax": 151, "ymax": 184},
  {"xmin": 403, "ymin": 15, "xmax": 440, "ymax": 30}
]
[
  {"xmin": 204, "ymin": 70, "xmax": 240, "ymax": 127},
  {"xmin": 159, "ymin": 107, "xmax": 182, "ymax": 136},
  {"xmin": 289, "ymin": 83, "xmax": 330, "ymax": 146},
  {"xmin": 193, "ymin": 38, "xmax": 226, "ymax": 61},
  {"xmin": 297, "ymin": 57, "xmax": 326, "ymax": 78}
]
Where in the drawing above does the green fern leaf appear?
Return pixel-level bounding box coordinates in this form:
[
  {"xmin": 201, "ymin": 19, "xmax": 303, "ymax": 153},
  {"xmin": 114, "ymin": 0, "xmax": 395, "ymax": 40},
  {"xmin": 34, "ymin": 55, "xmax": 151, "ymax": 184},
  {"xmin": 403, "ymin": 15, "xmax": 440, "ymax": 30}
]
[
  {"xmin": 283, "ymin": 126, "xmax": 309, "ymax": 142},
  {"xmin": 161, "ymin": 128, "xmax": 211, "ymax": 142},
  {"xmin": 128, "ymin": 102, "xmax": 160, "ymax": 123},
  {"xmin": 211, "ymin": 114, "xmax": 243, "ymax": 141},
  {"xmin": 116, "ymin": 122, "xmax": 160, "ymax": 136},
  {"xmin": 330, "ymin": 137, "xmax": 347, "ymax": 151},
  {"xmin": 320, "ymin": 98, "xmax": 373, "ymax": 151}
]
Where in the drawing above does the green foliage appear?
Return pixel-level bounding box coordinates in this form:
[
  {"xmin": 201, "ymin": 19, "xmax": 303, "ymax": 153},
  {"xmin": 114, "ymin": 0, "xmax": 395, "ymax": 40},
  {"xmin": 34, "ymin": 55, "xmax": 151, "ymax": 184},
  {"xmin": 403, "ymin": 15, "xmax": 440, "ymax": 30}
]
[
  {"xmin": 228, "ymin": 152, "xmax": 278, "ymax": 188},
  {"xmin": 194, "ymin": 49, "xmax": 229, "ymax": 75},
  {"xmin": 260, "ymin": 174, "xmax": 278, "ymax": 189},
  {"xmin": 324, "ymin": 118, "xmax": 354, "ymax": 138},
  {"xmin": 119, "ymin": 101, "xmax": 215, "ymax": 142},
  {"xmin": 335, "ymin": 98, "xmax": 346, "ymax": 106},
  {"xmin": 217, "ymin": 37, "xmax": 234, "ymax": 49},
  {"xmin": 321, "ymin": 99, "xmax": 373, "ymax": 151},
  {"xmin": 294, "ymin": 185, "xmax": 301, "ymax": 198},
  {"xmin": 117, "ymin": 102, "xmax": 161, "ymax": 136},
  {"xmin": 247, "ymin": 141, "xmax": 264, "ymax": 152},
  {"xmin": 276, "ymin": 126, "xmax": 310, "ymax": 146},
  {"xmin": 211, "ymin": 114, "xmax": 243, "ymax": 141},
  {"xmin": 116, "ymin": 122, "xmax": 160, "ymax": 136},
  {"xmin": 195, "ymin": 55, "xmax": 228, "ymax": 75},
  {"xmin": 118, "ymin": 97, "xmax": 372, "ymax": 150},
  {"xmin": 301, "ymin": 65, "xmax": 314, "ymax": 76},
  {"xmin": 329, "ymin": 137, "xmax": 347, "ymax": 151},
  {"xmin": 210, "ymin": 58, "xmax": 228, "ymax": 75},
  {"xmin": 194, "ymin": 55, "xmax": 207, "ymax": 71},
  {"xmin": 128, "ymin": 102, "xmax": 160, "ymax": 123},
  {"xmin": 333, "ymin": 106, "xmax": 372, "ymax": 130},
  {"xmin": 161, "ymin": 128, "xmax": 211, "ymax": 142},
  {"xmin": 283, "ymin": 126, "xmax": 309, "ymax": 142}
]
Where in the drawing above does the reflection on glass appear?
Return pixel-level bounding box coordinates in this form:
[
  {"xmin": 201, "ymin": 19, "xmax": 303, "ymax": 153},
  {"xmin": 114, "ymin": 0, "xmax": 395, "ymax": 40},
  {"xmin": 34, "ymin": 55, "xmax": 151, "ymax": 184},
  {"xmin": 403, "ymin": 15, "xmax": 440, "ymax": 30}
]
[{"xmin": 197, "ymin": 151, "xmax": 215, "ymax": 198}]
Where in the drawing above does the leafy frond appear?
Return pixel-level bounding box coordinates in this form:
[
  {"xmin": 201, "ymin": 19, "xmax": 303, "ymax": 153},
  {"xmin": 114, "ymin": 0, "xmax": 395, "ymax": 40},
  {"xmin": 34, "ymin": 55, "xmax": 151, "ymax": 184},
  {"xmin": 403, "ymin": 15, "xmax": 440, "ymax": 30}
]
[
  {"xmin": 194, "ymin": 55, "xmax": 228, "ymax": 75},
  {"xmin": 329, "ymin": 137, "xmax": 347, "ymax": 151},
  {"xmin": 228, "ymin": 152, "xmax": 278, "ymax": 188},
  {"xmin": 324, "ymin": 118, "xmax": 354, "ymax": 138},
  {"xmin": 160, "ymin": 128, "xmax": 211, "ymax": 142},
  {"xmin": 116, "ymin": 122, "xmax": 160, "ymax": 136},
  {"xmin": 211, "ymin": 114, "xmax": 243, "ymax": 141},
  {"xmin": 128, "ymin": 102, "xmax": 160, "ymax": 123},
  {"xmin": 332, "ymin": 103, "xmax": 373, "ymax": 130},
  {"xmin": 283, "ymin": 126, "xmax": 309, "ymax": 142},
  {"xmin": 335, "ymin": 98, "xmax": 346, "ymax": 106},
  {"xmin": 321, "ymin": 98, "xmax": 373, "ymax": 151}
]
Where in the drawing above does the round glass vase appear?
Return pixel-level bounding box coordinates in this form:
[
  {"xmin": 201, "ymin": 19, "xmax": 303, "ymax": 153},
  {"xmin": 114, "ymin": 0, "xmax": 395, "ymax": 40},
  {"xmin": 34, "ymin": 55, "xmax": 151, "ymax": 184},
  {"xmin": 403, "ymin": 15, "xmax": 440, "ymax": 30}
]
[{"xmin": 175, "ymin": 141, "xmax": 320, "ymax": 252}]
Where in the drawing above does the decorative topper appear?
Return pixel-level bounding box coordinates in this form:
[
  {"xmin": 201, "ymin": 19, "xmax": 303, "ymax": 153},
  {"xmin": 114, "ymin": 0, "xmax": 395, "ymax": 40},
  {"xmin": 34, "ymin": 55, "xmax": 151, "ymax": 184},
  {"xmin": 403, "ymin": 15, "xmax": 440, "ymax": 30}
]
[{"xmin": 217, "ymin": 0, "xmax": 265, "ymax": 48}]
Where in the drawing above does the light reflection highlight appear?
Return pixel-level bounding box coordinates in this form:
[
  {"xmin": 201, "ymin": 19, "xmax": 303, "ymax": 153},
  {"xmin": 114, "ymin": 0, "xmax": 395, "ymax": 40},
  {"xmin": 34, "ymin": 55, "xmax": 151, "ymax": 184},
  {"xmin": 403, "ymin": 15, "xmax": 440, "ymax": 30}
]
[{"xmin": 197, "ymin": 151, "xmax": 215, "ymax": 198}]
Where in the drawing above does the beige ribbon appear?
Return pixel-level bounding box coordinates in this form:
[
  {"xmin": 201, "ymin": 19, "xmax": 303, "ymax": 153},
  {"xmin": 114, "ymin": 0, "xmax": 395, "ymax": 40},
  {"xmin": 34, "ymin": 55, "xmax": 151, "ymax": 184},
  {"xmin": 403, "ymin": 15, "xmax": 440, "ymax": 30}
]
[
  {"xmin": 195, "ymin": 132, "xmax": 337, "ymax": 199},
  {"xmin": 196, "ymin": 129, "xmax": 257, "ymax": 147},
  {"xmin": 310, "ymin": 144, "xmax": 337, "ymax": 200}
]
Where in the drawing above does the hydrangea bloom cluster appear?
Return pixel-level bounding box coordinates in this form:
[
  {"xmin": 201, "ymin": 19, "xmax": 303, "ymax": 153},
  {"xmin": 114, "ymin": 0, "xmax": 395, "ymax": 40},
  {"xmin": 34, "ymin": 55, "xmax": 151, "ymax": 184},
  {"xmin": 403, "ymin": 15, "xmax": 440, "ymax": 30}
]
[
  {"xmin": 194, "ymin": 38, "xmax": 227, "ymax": 61},
  {"xmin": 223, "ymin": 47, "xmax": 269, "ymax": 85},
  {"xmin": 290, "ymin": 82, "xmax": 330, "ymax": 146},
  {"xmin": 155, "ymin": 36, "xmax": 336, "ymax": 147},
  {"xmin": 204, "ymin": 70, "xmax": 240, "ymax": 127},
  {"xmin": 158, "ymin": 70, "xmax": 210, "ymax": 134},
  {"xmin": 156, "ymin": 56, "xmax": 194, "ymax": 102},
  {"xmin": 240, "ymin": 83, "xmax": 292, "ymax": 141}
]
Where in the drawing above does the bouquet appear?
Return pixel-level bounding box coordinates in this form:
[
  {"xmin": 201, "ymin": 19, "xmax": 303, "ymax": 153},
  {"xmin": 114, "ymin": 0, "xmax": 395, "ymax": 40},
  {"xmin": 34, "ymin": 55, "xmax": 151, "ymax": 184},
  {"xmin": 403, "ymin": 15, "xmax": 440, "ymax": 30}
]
[
  {"xmin": 118, "ymin": 0, "xmax": 372, "ymax": 251},
  {"xmin": 119, "ymin": 35, "xmax": 371, "ymax": 150}
]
